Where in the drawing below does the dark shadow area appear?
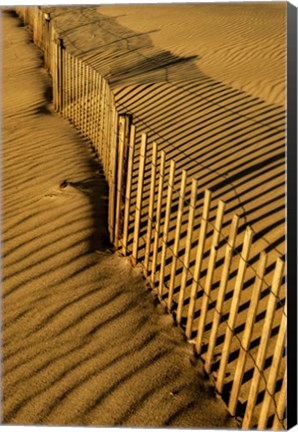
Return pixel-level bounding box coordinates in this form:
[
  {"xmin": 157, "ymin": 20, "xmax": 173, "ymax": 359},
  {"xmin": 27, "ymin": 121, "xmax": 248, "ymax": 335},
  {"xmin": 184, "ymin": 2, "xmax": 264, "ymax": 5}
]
[{"xmin": 59, "ymin": 145, "xmax": 112, "ymax": 253}]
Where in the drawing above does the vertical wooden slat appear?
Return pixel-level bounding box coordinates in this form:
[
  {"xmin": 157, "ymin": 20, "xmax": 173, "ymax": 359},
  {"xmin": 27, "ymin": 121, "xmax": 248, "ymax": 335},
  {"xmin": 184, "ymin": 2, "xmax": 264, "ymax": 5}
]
[
  {"xmin": 122, "ymin": 124, "xmax": 136, "ymax": 256},
  {"xmin": 66, "ymin": 50, "xmax": 70, "ymax": 119},
  {"xmin": 74, "ymin": 56, "xmax": 79, "ymax": 126},
  {"xmin": 114, "ymin": 115, "xmax": 130, "ymax": 249},
  {"xmin": 61, "ymin": 48, "xmax": 66, "ymax": 116},
  {"xmin": 71, "ymin": 54, "xmax": 75, "ymax": 122},
  {"xmin": 108, "ymin": 108, "xmax": 119, "ymax": 243},
  {"xmin": 204, "ymin": 214, "xmax": 240, "ymax": 374},
  {"xmin": 131, "ymin": 133, "xmax": 147, "ymax": 266},
  {"xmin": 176, "ymin": 178, "xmax": 198, "ymax": 325},
  {"xmin": 81, "ymin": 60, "xmax": 86, "ymax": 133},
  {"xmin": 167, "ymin": 169, "xmax": 187, "ymax": 310},
  {"xmin": 158, "ymin": 159, "xmax": 176, "ymax": 298},
  {"xmin": 57, "ymin": 39, "xmax": 63, "ymax": 113},
  {"xmin": 195, "ymin": 200, "xmax": 225, "ymax": 354},
  {"xmin": 151, "ymin": 151, "xmax": 166, "ymax": 286},
  {"xmin": 114, "ymin": 115, "xmax": 126, "ymax": 248},
  {"xmin": 242, "ymin": 257, "xmax": 284, "ymax": 429},
  {"xmin": 186, "ymin": 189, "xmax": 212, "ymax": 339},
  {"xmin": 216, "ymin": 226, "xmax": 254, "ymax": 394},
  {"xmin": 100, "ymin": 79, "xmax": 106, "ymax": 160},
  {"xmin": 228, "ymin": 251, "xmax": 268, "ymax": 416},
  {"xmin": 91, "ymin": 68, "xmax": 96, "ymax": 143},
  {"xmin": 144, "ymin": 142, "xmax": 158, "ymax": 274},
  {"xmin": 272, "ymin": 369, "xmax": 287, "ymax": 430},
  {"xmin": 257, "ymin": 305, "xmax": 286, "ymax": 430},
  {"xmin": 95, "ymin": 73, "xmax": 102, "ymax": 152},
  {"xmin": 84, "ymin": 64, "xmax": 89, "ymax": 136}
]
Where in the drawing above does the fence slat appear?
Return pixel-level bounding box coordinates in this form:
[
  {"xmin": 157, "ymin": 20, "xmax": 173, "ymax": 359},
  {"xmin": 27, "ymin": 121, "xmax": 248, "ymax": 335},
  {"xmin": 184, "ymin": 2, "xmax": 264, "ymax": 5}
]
[
  {"xmin": 108, "ymin": 109, "xmax": 119, "ymax": 244},
  {"xmin": 272, "ymin": 368, "xmax": 287, "ymax": 430},
  {"xmin": 66, "ymin": 50, "xmax": 70, "ymax": 119},
  {"xmin": 186, "ymin": 189, "xmax": 212, "ymax": 339},
  {"xmin": 242, "ymin": 257, "xmax": 284, "ymax": 429},
  {"xmin": 228, "ymin": 251, "xmax": 267, "ymax": 416},
  {"xmin": 158, "ymin": 159, "xmax": 176, "ymax": 298},
  {"xmin": 167, "ymin": 169, "xmax": 187, "ymax": 310},
  {"xmin": 61, "ymin": 48, "xmax": 66, "ymax": 116},
  {"xmin": 204, "ymin": 214, "xmax": 240, "ymax": 374},
  {"xmin": 258, "ymin": 304, "xmax": 286, "ymax": 430},
  {"xmin": 84, "ymin": 64, "xmax": 89, "ymax": 136},
  {"xmin": 195, "ymin": 200, "xmax": 225, "ymax": 354},
  {"xmin": 176, "ymin": 178, "xmax": 198, "ymax": 325},
  {"xmin": 151, "ymin": 150, "xmax": 166, "ymax": 286},
  {"xmin": 57, "ymin": 38, "xmax": 63, "ymax": 113},
  {"xmin": 132, "ymin": 133, "xmax": 147, "ymax": 266},
  {"xmin": 144, "ymin": 142, "xmax": 158, "ymax": 276},
  {"xmin": 122, "ymin": 124, "xmax": 136, "ymax": 256},
  {"xmin": 70, "ymin": 54, "xmax": 74, "ymax": 122},
  {"xmin": 100, "ymin": 78, "xmax": 106, "ymax": 158},
  {"xmin": 114, "ymin": 116, "xmax": 129, "ymax": 249},
  {"xmin": 216, "ymin": 226, "xmax": 254, "ymax": 393}
]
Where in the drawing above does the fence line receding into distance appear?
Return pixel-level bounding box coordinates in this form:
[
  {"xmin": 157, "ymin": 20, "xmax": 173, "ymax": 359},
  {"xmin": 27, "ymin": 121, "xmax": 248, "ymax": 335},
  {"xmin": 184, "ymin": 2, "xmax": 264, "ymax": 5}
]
[{"xmin": 15, "ymin": 7, "xmax": 287, "ymax": 430}]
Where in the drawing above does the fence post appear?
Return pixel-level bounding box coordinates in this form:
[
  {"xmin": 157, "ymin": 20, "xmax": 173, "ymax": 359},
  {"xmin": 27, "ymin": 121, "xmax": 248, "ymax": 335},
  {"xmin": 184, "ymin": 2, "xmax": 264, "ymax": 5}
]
[
  {"xmin": 176, "ymin": 178, "xmax": 198, "ymax": 324},
  {"xmin": 258, "ymin": 304, "xmax": 286, "ymax": 430},
  {"xmin": 228, "ymin": 251, "xmax": 267, "ymax": 416},
  {"xmin": 242, "ymin": 257, "xmax": 284, "ymax": 429},
  {"xmin": 216, "ymin": 226, "xmax": 253, "ymax": 394},
  {"xmin": 131, "ymin": 133, "xmax": 147, "ymax": 266},
  {"xmin": 151, "ymin": 151, "xmax": 166, "ymax": 286},
  {"xmin": 158, "ymin": 159, "xmax": 176, "ymax": 299},
  {"xmin": 167, "ymin": 169, "xmax": 187, "ymax": 310},
  {"xmin": 144, "ymin": 142, "xmax": 158, "ymax": 275},
  {"xmin": 204, "ymin": 214, "xmax": 240, "ymax": 374},
  {"xmin": 195, "ymin": 200, "xmax": 225, "ymax": 354},
  {"xmin": 114, "ymin": 115, "xmax": 131, "ymax": 249},
  {"xmin": 186, "ymin": 189, "xmax": 212, "ymax": 339}
]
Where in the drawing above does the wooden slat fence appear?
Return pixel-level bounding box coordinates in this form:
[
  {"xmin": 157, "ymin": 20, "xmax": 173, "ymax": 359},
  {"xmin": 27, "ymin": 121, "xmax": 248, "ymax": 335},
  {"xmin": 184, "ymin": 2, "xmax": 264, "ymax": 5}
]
[{"xmin": 15, "ymin": 7, "xmax": 287, "ymax": 430}]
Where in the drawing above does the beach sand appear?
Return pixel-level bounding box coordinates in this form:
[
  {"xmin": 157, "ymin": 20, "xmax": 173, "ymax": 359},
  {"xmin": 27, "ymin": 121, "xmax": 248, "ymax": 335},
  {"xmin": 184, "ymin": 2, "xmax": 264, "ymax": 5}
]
[{"xmin": 2, "ymin": 10, "xmax": 237, "ymax": 428}]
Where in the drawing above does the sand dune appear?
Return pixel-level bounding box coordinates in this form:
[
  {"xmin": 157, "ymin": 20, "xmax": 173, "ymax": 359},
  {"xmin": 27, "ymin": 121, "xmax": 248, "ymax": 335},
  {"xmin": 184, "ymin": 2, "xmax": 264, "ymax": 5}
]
[{"xmin": 2, "ymin": 10, "xmax": 237, "ymax": 428}]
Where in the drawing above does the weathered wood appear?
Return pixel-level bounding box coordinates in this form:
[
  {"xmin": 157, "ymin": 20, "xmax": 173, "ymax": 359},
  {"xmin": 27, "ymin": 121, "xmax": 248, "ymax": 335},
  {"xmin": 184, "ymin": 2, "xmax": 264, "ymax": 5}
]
[
  {"xmin": 132, "ymin": 133, "xmax": 148, "ymax": 266},
  {"xmin": 66, "ymin": 50, "xmax": 70, "ymax": 119},
  {"xmin": 242, "ymin": 257, "xmax": 284, "ymax": 429},
  {"xmin": 57, "ymin": 39, "xmax": 63, "ymax": 113},
  {"xmin": 108, "ymin": 109, "xmax": 119, "ymax": 244},
  {"xmin": 158, "ymin": 159, "xmax": 176, "ymax": 298},
  {"xmin": 195, "ymin": 200, "xmax": 225, "ymax": 354},
  {"xmin": 144, "ymin": 142, "xmax": 158, "ymax": 274},
  {"xmin": 228, "ymin": 251, "xmax": 267, "ymax": 415},
  {"xmin": 216, "ymin": 226, "xmax": 254, "ymax": 394},
  {"xmin": 122, "ymin": 124, "xmax": 136, "ymax": 256},
  {"xmin": 151, "ymin": 151, "xmax": 166, "ymax": 286},
  {"xmin": 176, "ymin": 178, "xmax": 198, "ymax": 324},
  {"xmin": 204, "ymin": 214, "xmax": 240, "ymax": 374},
  {"xmin": 114, "ymin": 116, "xmax": 127, "ymax": 248},
  {"xmin": 167, "ymin": 169, "xmax": 187, "ymax": 310},
  {"xmin": 258, "ymin": 304, "xmax": 286, "ymax": 430},
  {"xmin": 95, "ymin": 74, "xmax": 102, "ymax": 152},
  {"xmin": 186, "ymin": 189, "xmax": 212, "ymax": 339},
  {"xmin": 73, "ymin": 55, "xmax": 78, "ymax": 125}
]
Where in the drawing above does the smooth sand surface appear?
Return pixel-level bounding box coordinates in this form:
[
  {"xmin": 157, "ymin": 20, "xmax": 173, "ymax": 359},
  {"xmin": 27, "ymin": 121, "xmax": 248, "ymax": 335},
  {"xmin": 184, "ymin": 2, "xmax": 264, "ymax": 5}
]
[{"xmin": 2, "ymin": 10, "xmax": 237, "ymax": 428}]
